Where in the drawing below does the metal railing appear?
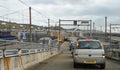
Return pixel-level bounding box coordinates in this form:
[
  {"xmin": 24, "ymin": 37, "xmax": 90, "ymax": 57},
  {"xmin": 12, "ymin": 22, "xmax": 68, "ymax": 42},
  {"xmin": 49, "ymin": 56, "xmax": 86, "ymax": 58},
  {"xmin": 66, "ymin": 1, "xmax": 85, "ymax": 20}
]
[
  {"xmin": 104, "ymin": 44, "xmax": 120, "ymax": 60},
  {"xmin": 0, "ymin": 40, "xmax": 59, "ymax": 59},
  {"xmin": 0, "ymin": 39, "xmax": 60, "ymax": 70}
]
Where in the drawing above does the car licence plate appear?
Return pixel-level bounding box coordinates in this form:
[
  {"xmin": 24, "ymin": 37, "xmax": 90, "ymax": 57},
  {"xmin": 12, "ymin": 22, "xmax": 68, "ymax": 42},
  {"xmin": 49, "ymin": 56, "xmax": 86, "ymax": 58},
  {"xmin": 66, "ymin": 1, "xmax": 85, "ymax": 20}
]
[{"xmin": 84, "ymin": 60, "xmax": 96, "ymax": 64}]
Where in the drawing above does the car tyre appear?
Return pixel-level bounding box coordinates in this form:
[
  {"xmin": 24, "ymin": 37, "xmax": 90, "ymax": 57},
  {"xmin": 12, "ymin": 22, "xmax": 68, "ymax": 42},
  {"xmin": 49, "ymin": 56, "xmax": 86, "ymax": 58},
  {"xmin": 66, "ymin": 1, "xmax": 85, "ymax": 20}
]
[
  {"xmin": 100, "ymin": 64, "xmax": 105, "ymax": 69},
  {"xmin": 74, "ymin": 62, "xmax": 78, "ymax": 68}
]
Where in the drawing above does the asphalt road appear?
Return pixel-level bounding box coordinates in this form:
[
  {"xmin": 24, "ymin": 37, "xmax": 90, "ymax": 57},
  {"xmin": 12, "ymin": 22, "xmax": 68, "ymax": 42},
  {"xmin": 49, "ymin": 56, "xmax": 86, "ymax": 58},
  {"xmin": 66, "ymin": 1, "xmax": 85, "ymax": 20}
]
[
  {"xmin": 26, "ymin": 41, "xmax": 120, "ymax": 70},
  {"xmin": 27, "ymin": 48, "xmax": 120, "ymax": 70}
]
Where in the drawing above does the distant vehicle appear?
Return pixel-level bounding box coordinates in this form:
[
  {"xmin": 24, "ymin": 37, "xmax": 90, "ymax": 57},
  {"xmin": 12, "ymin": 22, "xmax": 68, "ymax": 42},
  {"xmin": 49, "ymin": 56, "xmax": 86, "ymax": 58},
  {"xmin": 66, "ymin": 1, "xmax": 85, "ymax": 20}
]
[
  {"xmin": 0, "ymin": 31, "xmax": 17, "ymax": 41},
  {"xmin": 39, "ymin": 37, "xmax": 51, "ymax": 45},
  {"xmin": 69, "ymin": 41, "xmax": 76, "ymax": 57},
  {"xmin": 69, "ymin": 41, "xmax": 75, "ymax": 51},
  {"xmin": 73, "ymin": 39, "xmax": 105, "ymax": 69},
  {"xmin": 39, "ymin": 37, "xmax": 58, "ymax": 47}
]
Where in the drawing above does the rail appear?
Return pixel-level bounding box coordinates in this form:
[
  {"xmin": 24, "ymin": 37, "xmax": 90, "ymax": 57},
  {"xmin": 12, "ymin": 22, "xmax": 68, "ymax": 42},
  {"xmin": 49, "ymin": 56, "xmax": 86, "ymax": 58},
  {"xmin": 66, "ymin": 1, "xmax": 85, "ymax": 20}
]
[{"xmin": 104, "ymin": 44, "xmax": 120, "ymax": 60}]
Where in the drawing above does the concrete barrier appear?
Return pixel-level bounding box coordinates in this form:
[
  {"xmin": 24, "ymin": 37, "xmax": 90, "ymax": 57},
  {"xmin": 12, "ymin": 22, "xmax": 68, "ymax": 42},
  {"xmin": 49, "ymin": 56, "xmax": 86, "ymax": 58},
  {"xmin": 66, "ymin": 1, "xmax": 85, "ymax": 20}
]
[{"xmin": 0, "ymin": 47, "xmax": 59, "ymax": 70}]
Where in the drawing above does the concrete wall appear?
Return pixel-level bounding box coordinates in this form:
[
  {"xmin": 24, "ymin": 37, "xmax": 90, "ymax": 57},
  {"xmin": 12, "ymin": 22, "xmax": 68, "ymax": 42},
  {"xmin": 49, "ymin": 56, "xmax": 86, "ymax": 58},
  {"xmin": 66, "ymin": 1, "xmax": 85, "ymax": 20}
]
[{"xmin": 0, "ymin": 48, "xmax": 59, "ymax": 70}]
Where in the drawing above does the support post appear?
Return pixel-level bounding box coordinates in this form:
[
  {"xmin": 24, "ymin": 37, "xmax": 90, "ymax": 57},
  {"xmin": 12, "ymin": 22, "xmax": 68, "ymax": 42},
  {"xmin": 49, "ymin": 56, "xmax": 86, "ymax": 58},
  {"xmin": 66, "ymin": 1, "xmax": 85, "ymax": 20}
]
[
  {"xmin": 29, "ymin": 7, "xmax": 32, "ymax": 42},
  {"xmin": 90, "ymin": 20, "xmax": 92, "ymax": 38},
  {"xmin": 58, "ymin": 19, "xmax": 61, "ymax": 50},
  {"xmin": 48, "ymin": 19, "xmax": 50, "ymax": 34},
  {"xmin": 93, "ymin": 22, "xmax": 95, "ymax": 33},
  {"xmin": 105, "ymin": 16, "xmax": 107, "ymax": 38},
  {"xmin": 110, "ymin": 24, "xmax": 111, "ymax": 44}
]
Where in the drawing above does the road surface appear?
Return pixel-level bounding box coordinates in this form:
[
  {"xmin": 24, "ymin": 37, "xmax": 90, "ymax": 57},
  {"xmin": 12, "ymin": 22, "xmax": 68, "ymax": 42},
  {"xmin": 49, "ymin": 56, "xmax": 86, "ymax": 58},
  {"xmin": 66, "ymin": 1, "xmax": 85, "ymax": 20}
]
[{"xmin": 27, "ymin": 49, "xmax": 120, "ymax": 70}]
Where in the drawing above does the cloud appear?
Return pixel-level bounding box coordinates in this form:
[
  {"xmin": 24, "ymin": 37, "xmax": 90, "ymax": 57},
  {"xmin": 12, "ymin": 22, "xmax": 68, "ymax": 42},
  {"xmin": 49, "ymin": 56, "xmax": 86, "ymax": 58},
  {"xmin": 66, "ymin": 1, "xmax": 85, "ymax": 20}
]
[
  {"xmin": 30, "ymin": 0, "xmax": 93, "ymax": 5},
  {"xmin": 1, "ymin": 0, "xmax": 120, "ymax": 26},
  {"xmin": 81, "ymin": 6, "xmax": 120, "ymax": 16},
  {"xmin": 30, "ymin": 0, "xmax": 120, "ymax": 17}
]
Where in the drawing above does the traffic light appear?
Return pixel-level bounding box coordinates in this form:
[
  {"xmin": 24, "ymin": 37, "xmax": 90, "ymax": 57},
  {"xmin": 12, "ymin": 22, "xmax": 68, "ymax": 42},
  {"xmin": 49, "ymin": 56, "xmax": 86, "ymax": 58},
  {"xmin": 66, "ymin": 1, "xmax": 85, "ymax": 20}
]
[{"xmin": 73, "ymin": 21, "xmax": 77, "ymax": 25}]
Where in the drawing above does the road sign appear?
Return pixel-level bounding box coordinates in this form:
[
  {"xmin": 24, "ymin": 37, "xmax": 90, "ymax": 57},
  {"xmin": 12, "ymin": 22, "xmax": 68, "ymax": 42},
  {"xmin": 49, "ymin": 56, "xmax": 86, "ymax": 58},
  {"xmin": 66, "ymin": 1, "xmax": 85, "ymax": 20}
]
[
  {"xmin": 81, "ymin": 20, "xmax": 89, "ymax": 23},
  {"xmin": 73, "ymin": 21, "xmax": 77, "ymax": 25}
]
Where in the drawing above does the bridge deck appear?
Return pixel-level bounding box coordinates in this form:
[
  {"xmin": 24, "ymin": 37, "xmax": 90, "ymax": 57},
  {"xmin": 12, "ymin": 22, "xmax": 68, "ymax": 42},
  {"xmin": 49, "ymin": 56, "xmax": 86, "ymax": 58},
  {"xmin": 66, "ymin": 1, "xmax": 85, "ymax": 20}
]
[{"xmin": 26, "ymin": 42, "xmax": 120, "ymax": 70}]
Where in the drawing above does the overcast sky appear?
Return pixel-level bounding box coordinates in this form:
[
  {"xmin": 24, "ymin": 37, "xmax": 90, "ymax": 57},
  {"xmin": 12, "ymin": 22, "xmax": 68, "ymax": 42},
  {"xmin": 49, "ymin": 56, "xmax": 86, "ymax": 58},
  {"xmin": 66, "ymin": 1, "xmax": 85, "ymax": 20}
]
[{"xmin": 0, "ymin": 0, "xmax": 120, "ymax": 28}]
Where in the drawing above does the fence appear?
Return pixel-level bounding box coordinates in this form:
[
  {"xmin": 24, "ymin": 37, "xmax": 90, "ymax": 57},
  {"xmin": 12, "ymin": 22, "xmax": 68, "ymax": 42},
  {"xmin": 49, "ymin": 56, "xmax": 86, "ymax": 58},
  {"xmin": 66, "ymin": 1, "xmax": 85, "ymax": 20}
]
[{"xmin": 104, "ymin": 44, "xmax": 120, "ymax": 60}]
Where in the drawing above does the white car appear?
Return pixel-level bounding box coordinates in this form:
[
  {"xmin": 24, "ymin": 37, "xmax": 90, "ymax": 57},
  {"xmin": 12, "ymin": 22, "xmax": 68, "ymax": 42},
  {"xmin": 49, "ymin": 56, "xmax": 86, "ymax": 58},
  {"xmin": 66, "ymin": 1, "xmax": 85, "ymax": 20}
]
[{"xmin": 73, "ymin": 39, "xmax": 105, "ymax": 69}]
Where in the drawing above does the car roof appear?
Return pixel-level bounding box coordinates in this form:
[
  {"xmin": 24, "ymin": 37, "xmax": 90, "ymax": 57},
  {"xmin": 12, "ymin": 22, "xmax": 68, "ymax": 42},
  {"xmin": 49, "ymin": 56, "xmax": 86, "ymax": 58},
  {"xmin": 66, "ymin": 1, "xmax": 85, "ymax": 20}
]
[{"xmin": 77, "ymin": 39, "xmax": 100, "ymax": 42}]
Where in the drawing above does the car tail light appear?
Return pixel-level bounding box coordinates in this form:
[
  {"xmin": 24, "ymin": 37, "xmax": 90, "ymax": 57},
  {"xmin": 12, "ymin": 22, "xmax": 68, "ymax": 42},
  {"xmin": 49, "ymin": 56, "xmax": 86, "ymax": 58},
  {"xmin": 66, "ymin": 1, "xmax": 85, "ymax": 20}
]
[
  {"xmin": 102, "ymin": 54, "xmax": 105, "ymax": 56},
  {"xmin": 75, "ymin": 54, "xmax": 78, "ymax": 56},
  {"xmin": 76, "ymin": 42, "xmax": 79, "ymax": 47},
  {"xmin": 86, "ymin": 39, "xmax": 92, "ymax": 42}
]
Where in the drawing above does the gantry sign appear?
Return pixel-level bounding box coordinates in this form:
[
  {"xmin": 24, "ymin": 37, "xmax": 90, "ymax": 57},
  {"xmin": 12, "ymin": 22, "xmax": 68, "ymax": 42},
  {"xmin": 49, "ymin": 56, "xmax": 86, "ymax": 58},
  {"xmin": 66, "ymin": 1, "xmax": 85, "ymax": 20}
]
[
  {"xmin": 109, "ymin": 24, "xmax": 120, "ymax": 42},
  {"xmin": 58, "ymin": 19, "xmax": 92, "ymax": 38}
]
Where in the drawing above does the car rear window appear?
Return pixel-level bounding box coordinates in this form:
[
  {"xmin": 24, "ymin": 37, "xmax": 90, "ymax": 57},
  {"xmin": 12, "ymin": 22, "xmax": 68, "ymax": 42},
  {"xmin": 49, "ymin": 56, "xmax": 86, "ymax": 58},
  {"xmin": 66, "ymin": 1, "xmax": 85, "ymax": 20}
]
[{"xmin": 76, "ymin": 41, "xmax": 102, "ymax": 49}]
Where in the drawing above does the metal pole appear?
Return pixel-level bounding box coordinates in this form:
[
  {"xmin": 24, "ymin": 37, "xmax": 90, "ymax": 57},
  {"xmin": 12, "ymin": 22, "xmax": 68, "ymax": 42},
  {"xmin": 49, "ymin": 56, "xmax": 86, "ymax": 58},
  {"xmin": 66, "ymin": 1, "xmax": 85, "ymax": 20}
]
[
  {"xmin": 93, "ymin": 22, "xmax": 95, "ymax": 33},
  {"xmin": 48, "ymin": 19, "xmax": 50, "ymax": 34},
  {"xmin": 58, "ymin": 19, "xmax": 61, "ymax": 50},
  {"xmin": 100, "ymin": 26, "xmax": 102, "ymax": 32},
  {"xmin": 87, "ymin": 25, "xmax": 89, "ymax": 37},
  {"xmin": 55, "ymin": 23, "xmax": 57, "ymax": 32},
  {"xmin": 105, "ymin": 16, "xmax": 107, "ymax": 37},
  {"xmin": 59, "ymin": 19, "xmax": 61, "ymax": 39},
  {"xmin": 90, "ymin": 20, "xmax": 92, "ymax": 38},
  {"xmin": 29, "ymin": 7, "xmax": 32, "ymax": 42},
  {"xmin": 110, "ymin": 24, "xmax": 111, "ymax": 44}
]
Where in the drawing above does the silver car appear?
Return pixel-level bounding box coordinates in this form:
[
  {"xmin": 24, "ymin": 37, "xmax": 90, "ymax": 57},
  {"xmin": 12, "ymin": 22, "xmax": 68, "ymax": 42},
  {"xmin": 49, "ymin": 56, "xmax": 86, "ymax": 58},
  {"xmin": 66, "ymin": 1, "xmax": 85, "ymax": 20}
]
[{"xmin": 73, "ymin": 39, "xmax": 105, "ymax": 69}]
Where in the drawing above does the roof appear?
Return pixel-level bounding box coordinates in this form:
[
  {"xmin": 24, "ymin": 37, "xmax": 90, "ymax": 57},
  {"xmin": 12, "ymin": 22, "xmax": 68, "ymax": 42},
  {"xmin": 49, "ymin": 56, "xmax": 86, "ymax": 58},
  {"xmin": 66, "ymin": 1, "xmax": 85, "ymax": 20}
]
[
  {"xmin": 78, "ymin": 39, "xmax": 100, "ymax": 42},
  {"xmin": 39, "ymin": 37, "xmax": 51, "ymax": 40}
]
